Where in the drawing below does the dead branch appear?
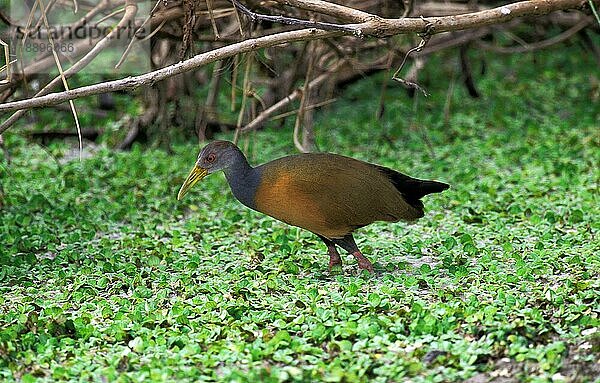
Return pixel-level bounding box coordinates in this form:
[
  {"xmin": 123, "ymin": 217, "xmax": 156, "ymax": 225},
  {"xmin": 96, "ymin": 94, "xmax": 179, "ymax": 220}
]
[
  {"xmin": 271, "ymin": 0, "xmax": 373, "ymax": 22},
  {"xmin": 232, "ymin": 0, "xmax": 359, "ymax": 33}
]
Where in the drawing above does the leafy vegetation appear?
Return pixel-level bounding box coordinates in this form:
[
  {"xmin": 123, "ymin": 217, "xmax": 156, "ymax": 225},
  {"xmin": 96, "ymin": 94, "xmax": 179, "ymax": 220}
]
[{"xmin": 1, "ymin": 47, "xmax": 598, "ymax": 382}]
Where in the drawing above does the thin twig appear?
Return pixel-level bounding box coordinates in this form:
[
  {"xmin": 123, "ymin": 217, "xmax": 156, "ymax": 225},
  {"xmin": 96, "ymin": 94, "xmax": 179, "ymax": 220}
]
[
  {"xmin": 33, "ymin": 0, "xmax": 58, "ymax": 32},
  {"xmin": 241, "ymin": 60, "xmax": 347, "ymax": 133},
  {"xmin": 392, "ymin": 24, "xmax": 433, "ymax": 97},
  {"xmin": 140, "ymin": 19, "xmax": 168, "ymax": 42},
  {"xmin": 0, "ymin": 39, "xmax": 12, "ymax": 84},
  {"xmin": 36, "ymin": 0, "xmax": 82, "ymax": 159},
  {"xmin": 94, "ymin": 7, "xmax": 126, "ymax": 26},
  {"xmin": 59, "ymin": 0, "xmax": 113, "ymax": 43},
  {"xmin": 402, "ymin": 0, "xmax": 414, "ymax": 18},
  {"xmin": 271, "ymin": 98, "xmax": 337, "ymax": 120},
  {"xmin": 22, "ymin": 0, "xmax": 40, "ymax": 47},
  {"xmin": 231, "ymin": 0, "xmax": 362, "ymax": 34},
  {"xmin": 234, "ymin": 53, "xmax": 253, "ymax": 144},
  {"xmin": 206, "ymin": 0, "xmax": 221, "ymax": 39},
  {"xmin": 0, "ymin": 11, "xmax": 15, "ymax": 26},
  {"xmin": 275, "ymin": 0, "xmax": 372, "ymax": 23},
  {"xmin": 271, "ymin": 0, "xmax": 373, "ymax": 22},
  {"xmin": 231, "ymin": 54, "xmax": 240, "ymax": 111},
  {"xmin": 115, "ymin": 0, "xmax": 162, "ymax": 69},
  {"xmin": 231, "ymin": 0, "xmax": 246, "ymax": 37},
  {"xmin": 588, "ymin": 0, "xmax": 600, "ymax": 26},
  {"xmin": 293, "ymin": 41, "xmax": 316, "ymax": 153}
]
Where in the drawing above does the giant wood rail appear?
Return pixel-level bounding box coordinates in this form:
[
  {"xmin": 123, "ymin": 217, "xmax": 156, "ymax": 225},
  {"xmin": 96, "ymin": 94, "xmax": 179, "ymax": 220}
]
[{"xmin": 177, "ymin": 141, "xmax": 449, "ymax": 273}]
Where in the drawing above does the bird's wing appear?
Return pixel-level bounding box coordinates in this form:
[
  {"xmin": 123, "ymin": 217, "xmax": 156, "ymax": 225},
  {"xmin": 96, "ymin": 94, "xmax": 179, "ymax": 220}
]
[{"xmin": 254, "ymin": 154, "xmax": 421, "ymax": 238}]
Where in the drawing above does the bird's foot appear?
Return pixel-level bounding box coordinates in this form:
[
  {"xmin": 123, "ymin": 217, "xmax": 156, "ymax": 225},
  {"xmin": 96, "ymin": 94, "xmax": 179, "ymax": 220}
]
[
  {"xmin": 328, "ymin": 252, "xmax": 343, "ymax": 272},
  {"xmin": 353, "ymin": 251, "xmax": 374, "ymax": 273}
]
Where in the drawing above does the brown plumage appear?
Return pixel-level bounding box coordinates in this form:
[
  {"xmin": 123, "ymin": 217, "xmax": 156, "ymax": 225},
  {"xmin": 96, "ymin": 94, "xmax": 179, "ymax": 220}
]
[
  {"xmin": 254, "ymin": 154, "xmax": 426, "ymax": 239},
  {"xmin": 177, "ymin": 141, "xmax": 449, "ymax": 273}
]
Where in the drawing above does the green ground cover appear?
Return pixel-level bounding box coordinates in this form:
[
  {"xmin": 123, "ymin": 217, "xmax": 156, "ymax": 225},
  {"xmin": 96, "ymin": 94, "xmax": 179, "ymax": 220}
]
[{"xmin": 1, "ymin": 47, "xmax": 599, "ymax": 382}]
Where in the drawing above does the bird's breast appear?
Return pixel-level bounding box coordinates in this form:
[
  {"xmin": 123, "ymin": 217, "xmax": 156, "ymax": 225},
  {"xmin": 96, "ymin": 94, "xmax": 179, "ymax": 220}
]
[{"xmin": 254, "ymin": 171, "xmax": 342, "ymax": 237}]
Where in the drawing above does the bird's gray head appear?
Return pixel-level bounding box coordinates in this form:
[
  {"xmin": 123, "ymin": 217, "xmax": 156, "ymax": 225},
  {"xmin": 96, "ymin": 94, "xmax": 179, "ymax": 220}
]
[
  {"xmin": 196, "ymin": 140, "xmax": 241, "ymax": 175},
  {"xmin": 177, "ymin": 141, "xmax": 244, "ymax": 200}
]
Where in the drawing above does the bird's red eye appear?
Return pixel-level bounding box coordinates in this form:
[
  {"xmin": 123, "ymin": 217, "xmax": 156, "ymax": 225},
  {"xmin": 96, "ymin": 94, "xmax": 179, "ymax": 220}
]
[{"xmin": 206, "ymin": 153, "xmax": 216, "ymax": 163}]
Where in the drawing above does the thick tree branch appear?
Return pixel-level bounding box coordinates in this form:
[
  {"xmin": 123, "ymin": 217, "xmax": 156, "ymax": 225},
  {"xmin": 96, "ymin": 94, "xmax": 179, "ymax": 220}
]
[{"xmin": 360, "ymin": 0, "xmax": 592, "ymax": 37}]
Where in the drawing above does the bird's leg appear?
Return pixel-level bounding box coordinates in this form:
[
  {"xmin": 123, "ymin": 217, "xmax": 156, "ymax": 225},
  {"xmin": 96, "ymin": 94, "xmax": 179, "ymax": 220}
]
[
  {"xmin": 352, "ymin": 251, "xmax": 375, "ymax": 273},
  {"xmin": 328, "ymin": 247, "xmax": 343, "ymax": 271},
  {"xmin": 333, "ymin": 234, "xmax": 374, "ymax": 273},
  {"xmin": 318, "ymin": 235, "xmax": 342, "ymax": 271}
]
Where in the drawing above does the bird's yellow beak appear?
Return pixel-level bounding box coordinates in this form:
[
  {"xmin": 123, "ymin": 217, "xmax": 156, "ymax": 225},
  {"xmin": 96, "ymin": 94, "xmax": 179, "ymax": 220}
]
[{"xmin": 177, "ymin": 165, "xmax": 208, "ymax": 200}]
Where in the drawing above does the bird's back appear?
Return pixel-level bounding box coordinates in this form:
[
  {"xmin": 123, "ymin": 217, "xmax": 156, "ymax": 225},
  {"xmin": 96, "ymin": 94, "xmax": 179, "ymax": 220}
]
[{"xmin": 252, "ymin": 153, "xmax": 445, "ymax": 239}]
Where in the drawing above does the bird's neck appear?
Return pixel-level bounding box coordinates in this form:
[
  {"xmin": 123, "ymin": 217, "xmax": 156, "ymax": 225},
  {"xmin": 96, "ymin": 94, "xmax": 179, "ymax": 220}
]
[{"xmin": 223, "ymin": 151, "xmax": 260, "ymax": 209}]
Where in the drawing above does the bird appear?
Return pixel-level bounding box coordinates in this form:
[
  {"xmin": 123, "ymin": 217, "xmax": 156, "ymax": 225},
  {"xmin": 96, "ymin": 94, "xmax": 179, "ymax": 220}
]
[{"xmin": 177, "ymin": 140, "xmax": 449, "ymax": 273}]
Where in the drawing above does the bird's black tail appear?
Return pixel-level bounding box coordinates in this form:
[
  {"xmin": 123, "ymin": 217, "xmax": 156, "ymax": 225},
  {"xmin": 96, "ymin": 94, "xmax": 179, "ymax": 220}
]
[
  {"xmin": 377, "ymin": 165, "xmax": 449, "ymax": 207},
  {"xmin": 415, "ymin": 179, "xmax": 450, "ymax": 198}
]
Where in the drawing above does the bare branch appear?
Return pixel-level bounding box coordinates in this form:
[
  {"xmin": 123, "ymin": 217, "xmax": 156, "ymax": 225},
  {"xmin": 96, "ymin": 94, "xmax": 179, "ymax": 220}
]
[
  {"xmin": 35, "ymin": 0, "xmax": 82, "ymax": 157},
  {"xmin": 293, "ymin": 41, "xmax": 316, "ymax": 153},
  {"xmin": 207, "ymin": 0, "xmax": 221, "ymax": 39},
  {"xmin": 271, "ymin": 0, "xmax": 374, "ymax": 22},
  {"xmin": 364, "ymin": 0, "xmax": 593, "ymax": 37},
  {"xmin": 234, "ymin": 52, "xmax": 254, "ymax": 143},
  {"xmin": 231, "ymin": 0, "xmax": 360, "ymax": 33},
  {"xmin": 270, "ymin": 98, "xmax": 337, "ymax": 121},
  {"xmin": 116, "ymin": 0, "xmax": 161, "ymax": 69},
  {"xmin": 392, "ymin": 26, "xmax": 433, "ymax": 96}
]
